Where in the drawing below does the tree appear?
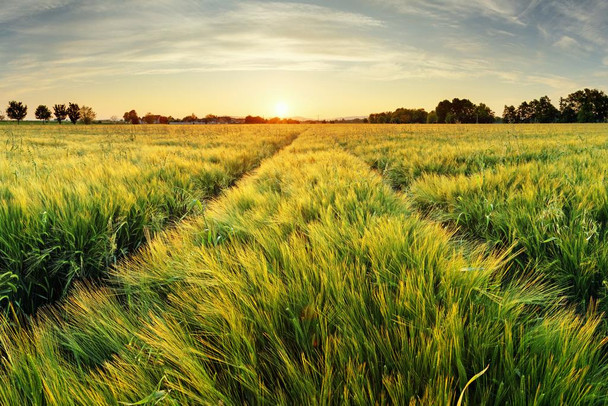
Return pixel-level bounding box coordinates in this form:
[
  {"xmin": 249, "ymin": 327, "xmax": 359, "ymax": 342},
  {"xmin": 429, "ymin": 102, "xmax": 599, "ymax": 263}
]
[
  {"xmin": 142, "ymin": 112, "xmax": 158, "ymax": 124},
  {"xmin": 6, "ymin": 101, "xmax": 27, "ymax": 124},
  {"xmin": 67, "ymin": 103, "xmax": 80, "ymax": 124},
  {"xmin": 0, "ymin": 113, "xmax": 5, "ymax": 121},
  {"xmin": 123, "ymin": 110, "xmax": 140, "ymax": 124},
  {"xmin": 503, "ymin": 105, "xmax": 517, "ymax": 123},
  {"xmin": 182, "ymin": 113, "xmax": 198, "ymax": 123},
  {"xmin": 53, "ymin": 104, "xmax": 68, "ymax": 124},
  {"xmin": 244, "ymin": 115, "xmax": 266, "ymax": 124},
  {"xmin": 475, "ymin": 103, "xmax": 495, "ymax": 123},
  {"xmin": 204, "ymin": 114, "xmax": 218, "ymax": 124},
  {"xmin": 516, "ymin": 101, "xmax": 533, "ymax": 123},
  {"xmin": 559, "ymin": 88, "xmax": 608, "ymax": 123},
  {"xmin": 79, "ymin": 106, "xmax": 96, "ymax": 124},
  {"xmin": 450, "ymin": 98, "xmax": 476, "ymax": 123},
  {"xmin": 35, "ymin": 105, "xmax": 52, "ymax": 123},
  {"xmin": 435, "ymin": 100, "xmax": 452, "ymax": 123},
  {"xmin": 427, "ymin": 111, "xmax": 438, "ymax": 124},
  {"xmin": 110, "ymin": 115, "xmax": 119, "ymax": 123},
  {"xmin": 559, "ymin": 98, "xmax": 576, "ymax": 123},
  {"xmin": 533, "ymin": 96, "xmax": 559, "ymax": 123}
]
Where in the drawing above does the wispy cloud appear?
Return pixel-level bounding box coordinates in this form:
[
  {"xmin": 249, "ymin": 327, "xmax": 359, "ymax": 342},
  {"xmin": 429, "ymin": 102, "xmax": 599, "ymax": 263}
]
[
  {"xmin": 0, "ymin": 0, "xmax": 606, "ymax": 117},
  {"xmin": 0, "ymin": 1, "xmax": 390, "ymax": 93}
]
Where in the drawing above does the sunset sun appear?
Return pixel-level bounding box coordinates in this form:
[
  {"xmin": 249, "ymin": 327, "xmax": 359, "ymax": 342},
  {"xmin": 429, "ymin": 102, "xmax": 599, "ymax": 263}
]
[{"xmin": 275, "ymin": 102, "xmax": 289, "ymax": 118}]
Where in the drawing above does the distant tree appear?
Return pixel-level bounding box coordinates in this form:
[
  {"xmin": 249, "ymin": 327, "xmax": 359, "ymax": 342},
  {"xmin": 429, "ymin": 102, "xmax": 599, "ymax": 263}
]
[
  {"xmin": 204, "ymin": 114, "xmax": 218, "ymax": 124},
  {"xmin": 516, "ymin": 101, "xmax": 533, "ymax": 123},
  {"xmin": 435, "ymin": 100, "xmax": 452, "ymax": 123},
  {"xmin": 426, "ymin": 110, "xmax": 438, "ymax": 124},
  {"xmin": 503, "ymin": 105, "xmax": 517, "ymax": 123},
  {"xmin": 110, "ymin": 115, "xmax": 119, "ymax": 123},
  {"xmin": 67, "ymin": 103, "xmax": 80, "ymax": 124},
  {"xmin": 244, "ymin": 115, "xmax": 267, "ymax": 124},
  {"xmin": 159, "ymin": 116, "xmax": 169, "ymax": 124},
  {"xmin": 475, "ymin": 103, "xmax": 495, "ymax": 123},
  {"xmin": 559, "ymin": 88, "xmax": 608, "ymax": 123},
  {"xmin": 53, "ymin": 104, "xmax": 68, "ymax": 124},
  {"xmin": 166, "ymin": 116, "xmax": 175, "ymax": 123},
  {"xmin": 445, "ymin": 111, "xmax": 456, "ymax": 124},
  {"xmin": 6, "ymin": 101, "xmax": 27, "ymax": 124},
  {"xmin": 433, "ymin": 98, "xmax": 485, "ymax": 124},
  {"xmin": 369, "ymin": 112, "xmax": 390, "ymax": 123},
  {"xmin": 558, "ymin": 98, "xmax": 576, "ymax": 123},
  {"xmin": 450, "ymin": 98, "xmax": 476, "ymax": 123},
  {"xmin": 35, "ymin": 105, "xmax": 52, "ymax": 123},
  {"xmin": 0, "ymin": 113, "xmax": 5, "ymax": 121},
  {"xmin": 123, "ymin": 110, "xmax": 140, "ymax": 124},
  {"xmin": 532, "ymin": 96, "xmax": 559, "ymax": 123},
  {"xmin": 182, "ymin": 113, "xmax": 198, "ymax": 123},
  {"xmin": 79, "ymin": 106, "xmax": 96, "ymax": 124},
  {"xmin": 389, "ymin": 108, "xmax": 428, "ymax": 124},
  {"xmin": 142, "ymin": 112, "xmax": 157, "ymax": 124}
]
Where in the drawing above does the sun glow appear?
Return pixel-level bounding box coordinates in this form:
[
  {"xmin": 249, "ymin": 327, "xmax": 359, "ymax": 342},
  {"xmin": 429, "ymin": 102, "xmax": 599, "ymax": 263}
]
[{"xmin": 275, "ymin": 102, "xmax": 289, "ymax": 118}]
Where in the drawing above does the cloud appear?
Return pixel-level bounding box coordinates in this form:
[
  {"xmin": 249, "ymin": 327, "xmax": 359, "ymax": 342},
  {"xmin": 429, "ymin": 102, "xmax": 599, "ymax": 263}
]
[
  {"xmin": 0, "ymin": 1, "xmax": 391, "ymax": 93},
  {"xmin": 372, "ymin": 0, "xmax": 539, "ymax": 25},
  {"xmin": 526, "ymin": 74, "xmax": 578, "ymax": 90},
  {"xmin": 553, "ymin": 36, "xmax": 580, "ymax": 51},
  {"xmin": 0, "ymin": 0, "xmax": 605, "ymax": 102},
  {"xmin": 0, "ymin": 0, "xmax": 511, "ymax": 95}
]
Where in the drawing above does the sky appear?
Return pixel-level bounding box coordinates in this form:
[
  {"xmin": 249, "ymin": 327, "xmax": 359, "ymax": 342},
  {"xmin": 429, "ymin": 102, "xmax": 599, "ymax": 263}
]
[{"xmin": 0, "ymin": 0, "xmax": 607, "ymax": 120}]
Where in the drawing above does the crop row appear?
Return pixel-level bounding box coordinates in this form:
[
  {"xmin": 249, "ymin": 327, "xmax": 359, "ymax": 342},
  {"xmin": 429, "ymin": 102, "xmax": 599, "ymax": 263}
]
[
  {"xmin": 0, "ymin": 125, "xmax": 299, "ymax": 312},
  {"xmin": 0, "ymin": 128, "xmax": 605, "ymax": 404},
  {"xmin": 336, "ymin": 123, "xmax": 608, "ymax": 328}
]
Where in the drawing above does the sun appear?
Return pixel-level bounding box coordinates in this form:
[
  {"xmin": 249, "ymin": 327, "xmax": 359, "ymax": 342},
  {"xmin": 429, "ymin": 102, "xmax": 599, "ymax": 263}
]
[{"xmin": 275, "ymin": 102, "xmax": 289, "ymax": 118}]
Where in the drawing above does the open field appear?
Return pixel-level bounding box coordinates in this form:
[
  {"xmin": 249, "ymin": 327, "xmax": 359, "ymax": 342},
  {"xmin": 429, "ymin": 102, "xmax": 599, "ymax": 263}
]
[
  {"xmin": 0, "ymin": 125, "xmax": 299, "ymax": 312},
  {"xmin": 1, "ymin": 124, "xmax": 608, "ymax": 404}
]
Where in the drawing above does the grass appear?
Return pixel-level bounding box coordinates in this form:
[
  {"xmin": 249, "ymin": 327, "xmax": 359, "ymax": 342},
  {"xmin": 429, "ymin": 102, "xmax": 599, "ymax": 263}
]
[
  {"xmin": 0, "ymin": 124, "xmax": 299, "ymax": 312},
  {"xmin": 332, "ymin": 124, "xmax": 608, "ymax": 326},
  {"xmin": 0, "ymin": 124, "xmax": 607, "ymax": 404}
]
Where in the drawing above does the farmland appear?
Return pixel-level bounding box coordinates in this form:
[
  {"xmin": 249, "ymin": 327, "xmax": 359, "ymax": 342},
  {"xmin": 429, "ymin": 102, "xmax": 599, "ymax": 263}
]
[
  {"xmin": 1, "ymin": 124, "xmax": 608, "ymax": 404},
  {"xmin": 0, "ymin": 125, "xmax": 299, "ymax": 312}
]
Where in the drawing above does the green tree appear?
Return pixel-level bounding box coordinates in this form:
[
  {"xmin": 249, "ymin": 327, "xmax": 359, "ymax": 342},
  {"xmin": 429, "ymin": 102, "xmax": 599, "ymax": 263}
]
[
  {"xmin": 35, "ymin": 105, "xmax": 52, "ymax": 123},
  {"xmin": 67, "ymin": 103, "xmax": 80, "ymax": 124},
  {"xmin": 435, "ymin": 100, "xmax": 452, "ymax": 123},
  {"xmin": 6, "ymin": 101, "xmax": 27, "ymax": 124},
  {"xmin": 53, "ymin": 104, "xmax": 68, "ymax": 124},
  {"xmin": 503, "ymin": 105, "xmax": 517, "ymax": 123},
  {"xmin": 516, "ymin": 101, "xmax": 533, "ymax": 123},
  {"xmin": 533, "ymin": 96, "xmax": 559, "ymax": 123},
  {"xmin": 560, "ymin": 88, "xmax": 608, "ymax": 123},
  {"xmin": 79, "ymin": 106, "xmax": 96, "ymax": 124},
  {"xmin": 426, "ymin": 110, "xmax": 438, "ymax": 124},
  {"xmin": 475, "ymin": 103, "xmax": 495, "ymax": 123},
  {"xmin": 450, "ymin": 98, "xmax": 476, "ymax": 123}
]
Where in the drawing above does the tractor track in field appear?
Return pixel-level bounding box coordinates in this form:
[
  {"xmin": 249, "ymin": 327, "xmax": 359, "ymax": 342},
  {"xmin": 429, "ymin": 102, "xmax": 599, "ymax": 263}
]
[
  {"xmin": 109, "ymin": 128, "xmax": 304, "ymax": 273},
  {"xmin": 11, "ymin": 127, "xmax": 305, "ymax": 317}
]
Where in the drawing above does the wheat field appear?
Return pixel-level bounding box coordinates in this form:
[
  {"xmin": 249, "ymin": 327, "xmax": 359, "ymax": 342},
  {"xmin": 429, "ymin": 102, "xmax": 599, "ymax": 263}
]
[{"xmin": 0, "ymin": 124, "xmax": 607, "ymax": 405}]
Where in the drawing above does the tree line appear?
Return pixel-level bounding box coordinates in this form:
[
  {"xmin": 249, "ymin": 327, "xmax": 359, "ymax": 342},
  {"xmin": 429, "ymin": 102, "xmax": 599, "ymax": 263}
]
[
  {"xmin": 121, "ymin": 110, "xmax": 301, "ymax": 125},
  {"xmin": 2, "ymin": 101, "xmax": 96, "ymax": 124},
  {"xmin": 369, "ymin": 88, "xmax": 608, "ymax": 124},
  {"xmin": 369, "ymin": 98, "xmax": 496, "ymax": 124},
  {"xmin": 503, "ymin": 88, "xmax": 608, "ymax": 123}
]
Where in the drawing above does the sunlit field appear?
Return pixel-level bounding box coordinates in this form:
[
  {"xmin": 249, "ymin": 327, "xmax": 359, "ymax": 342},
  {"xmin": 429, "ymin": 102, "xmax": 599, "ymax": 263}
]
[
  {"xmin": 1, "ymin": 124, "xmax": 608, "ymax": 404},
  {"xmin": 0, "ymin": 125, "xmax": 299, "ymax": 312}
]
